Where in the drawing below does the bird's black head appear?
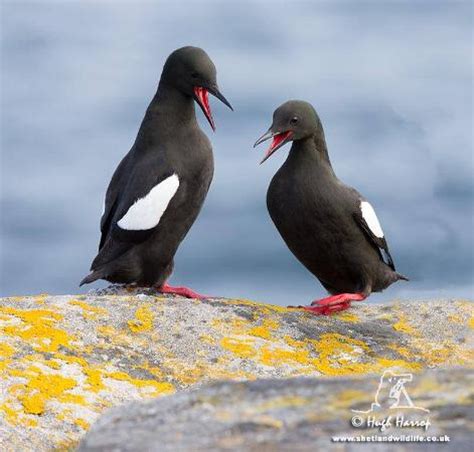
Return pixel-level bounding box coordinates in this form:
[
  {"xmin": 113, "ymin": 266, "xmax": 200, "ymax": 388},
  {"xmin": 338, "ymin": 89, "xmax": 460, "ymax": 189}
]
[
  {"xmin": 160, "ymin": 46, "xmax": 233, "ymax": 131},
  {"xmin": 254, "ymin": 100, "xmax": 321, "ymax": 163}
]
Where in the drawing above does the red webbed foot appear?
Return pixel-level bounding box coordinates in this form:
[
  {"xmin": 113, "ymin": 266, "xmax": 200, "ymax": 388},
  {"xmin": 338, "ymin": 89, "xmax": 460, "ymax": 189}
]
[
  {"xmin": 158, "ymin": 282, "xmax": 209, "ymax": 300},
  {"xmin": 288, "ymin": 293, "xmax": 366, "ymax": 315}
]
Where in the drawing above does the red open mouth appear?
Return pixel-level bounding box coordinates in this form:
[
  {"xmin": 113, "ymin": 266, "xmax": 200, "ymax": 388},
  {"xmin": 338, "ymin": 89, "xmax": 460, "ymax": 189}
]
[
  {"xmin": 261, "ymin": 131, "xmax": 293, "ymax": 163},
  {"xmin": 194, "ymin": 87, "xmax": 215, "ymax": 131}
]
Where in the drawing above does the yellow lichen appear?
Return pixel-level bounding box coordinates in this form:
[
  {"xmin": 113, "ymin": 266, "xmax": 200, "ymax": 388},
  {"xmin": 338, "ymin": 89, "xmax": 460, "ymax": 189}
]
[
  {"xmin": 106, "ymin": 371, "xmax": 175, "ymax": 396},
  {"xmin": 0, "ymin": 343, "xmax": 15, "ymax": 358},
  {"xmin": 85, "ymin": 368, "xmax": 106, "ymax": 392},
  {"xmin": 310, "ymin": 333, "xmax": 371, "ymax": 376},
  {"xmin": 335, "ymin": 311, "xmax": 360, "ymax": 323},
  {"xmin": 128, "ymin": 305, "xmax": 154, "ymax": 333},
  {"xmin": 376, "ymin": 358, "xmax": 422, "ymax": 372},
  {"xmin": 248, "ymin": 318, "xmax": 279, "ymax": 339},
  {"xmin": 74, "ymin": 418, "xmax": 90, "ymax": 430},
  {"xmin": 0, "ymin": 401, "xmax": 39, "ymax": 428},
  {"xmin": 260, "ymin": 345, "xmax": 311, "ymax": 367},
  {"xmin": 1, "ymin": 294, "xmax": 471, "ymax": 451},
  {"xmin": 0, "ymin": 307, "xmax": 74, "ymax": 352},
  {"xmin": 69, "ymin": 300, "xmax": 107, "ymax": 320},
  {"xmin": 393, "ymin": 315, "xmax": 417, "ymax": 335},
  {"xmin": 220, "ymin": 336, "xmax": 256, "ymax": 358},
  {"xmin": 17, "ymin": 371, "xmax": 77, "ymax": 415},
  {"xmin": 388, "ymin": 344, "xmax": 414, "ymax": 359}
]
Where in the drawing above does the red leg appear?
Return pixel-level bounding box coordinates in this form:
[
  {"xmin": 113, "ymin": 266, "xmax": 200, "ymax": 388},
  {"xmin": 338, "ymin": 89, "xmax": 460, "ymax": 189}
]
[
  {"xmin": 158, "ymin": 282, "xmax": 208, "ymax": 300},
  {"xmin": 289, "ymin": 293, "xmax": 366, "ymax": 315}
]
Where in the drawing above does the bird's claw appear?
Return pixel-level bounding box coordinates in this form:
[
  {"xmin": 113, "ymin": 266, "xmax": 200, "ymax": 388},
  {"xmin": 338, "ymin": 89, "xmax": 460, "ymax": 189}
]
[
  {"xmin": 158, "ymin": 283, "xmax": 209, "ymax": 300},
  {"xmin": 288, "ymin": 293, "xmax": 366, "ymax": 316}
]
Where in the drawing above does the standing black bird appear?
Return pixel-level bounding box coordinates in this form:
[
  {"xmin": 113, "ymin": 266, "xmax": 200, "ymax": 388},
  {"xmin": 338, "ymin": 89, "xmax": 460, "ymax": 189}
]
[
  {"xmin": 80, "ymin": 46, "xmax": 232, "ymax": 297},
  {"xmin": 254, "ymin": 100, "xmax": 407, "ymax": 314}
]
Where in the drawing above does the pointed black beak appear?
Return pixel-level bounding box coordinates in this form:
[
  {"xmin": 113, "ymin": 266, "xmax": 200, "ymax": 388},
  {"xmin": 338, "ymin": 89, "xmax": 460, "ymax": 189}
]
[
  {"xmin": 208, "ymin": 85, "xmax": 233, "ymax": 111},
  {"xmin": 253, "ymin": 129, "xmax": 275, "ymax": 148},
  {"xmin": 254, "ymin": 128, "xmax": 293, "ymax": 164}
]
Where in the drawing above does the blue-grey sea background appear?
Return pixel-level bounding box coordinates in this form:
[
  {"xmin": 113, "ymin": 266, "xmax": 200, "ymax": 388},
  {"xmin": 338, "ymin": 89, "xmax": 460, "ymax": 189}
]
[{"xmin": 1, "ymin": 0, "xmax": 473, "ymax": 305}]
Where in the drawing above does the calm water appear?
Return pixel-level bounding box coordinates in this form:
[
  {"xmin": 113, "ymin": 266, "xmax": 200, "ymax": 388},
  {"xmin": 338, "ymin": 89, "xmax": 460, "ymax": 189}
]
[{"xmin": 1, "ymin": 1, "xmax": 473, "ymax": 305}]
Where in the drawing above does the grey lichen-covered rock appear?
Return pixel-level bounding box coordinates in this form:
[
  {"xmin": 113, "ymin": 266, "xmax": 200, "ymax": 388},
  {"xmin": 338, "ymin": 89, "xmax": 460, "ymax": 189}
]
[
  {"xmin": 0, "ymin": 289, "xmax": 472, "ymax": 450},
  {"xmin": 79, "ymin": 369, "xmax": 473, "ymax": 452}
]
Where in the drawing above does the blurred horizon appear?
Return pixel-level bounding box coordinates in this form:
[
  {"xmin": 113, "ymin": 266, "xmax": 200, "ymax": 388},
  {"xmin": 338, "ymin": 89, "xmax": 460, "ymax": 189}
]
[{"xmin": 1, "ymin": 0, "xmax": 473, "ymax": 305}]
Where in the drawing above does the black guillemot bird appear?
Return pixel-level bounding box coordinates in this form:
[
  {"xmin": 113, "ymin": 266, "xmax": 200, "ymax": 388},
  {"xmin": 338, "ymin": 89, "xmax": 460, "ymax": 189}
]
[
  {"xmin": 254, "ymin": 100, "xmax": 408, "ymax": 314},
  {"xmin": 80, "ymin": 46, "xmax": 232, "ymax": 297}
]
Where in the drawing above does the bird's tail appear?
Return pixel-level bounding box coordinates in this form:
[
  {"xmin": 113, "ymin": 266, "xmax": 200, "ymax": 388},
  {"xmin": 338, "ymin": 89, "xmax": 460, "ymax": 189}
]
[
  {"xmin": 79, "ymin": 268, "xmax": 106, "ymax": 287},
  {"xmin": 396, "ymin": 272, "xmax": 409, "ymax": 282}
]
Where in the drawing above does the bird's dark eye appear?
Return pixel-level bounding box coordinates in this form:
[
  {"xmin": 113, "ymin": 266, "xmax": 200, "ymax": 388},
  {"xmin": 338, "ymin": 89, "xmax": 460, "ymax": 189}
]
[
  {"xmin": 191, "ymin": 72, "xmax": 199, "ymax": 79},
  {"xmin": 290, "ymin": 116, "xmax": 299, "ymax": 125}
]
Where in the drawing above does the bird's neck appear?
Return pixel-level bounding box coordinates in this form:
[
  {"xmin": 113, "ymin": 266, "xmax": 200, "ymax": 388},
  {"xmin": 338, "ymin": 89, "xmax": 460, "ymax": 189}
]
[
  {"xmin": 288, "ymin": 132, "xmax": 335, "ymax": 177},
  {"xmin": 136, "ymin": 83, "xmax": 198, "ymax": 144},
  {"xmin": 152, "ymin": 82, "xmax": 196, "ymax": 122}
]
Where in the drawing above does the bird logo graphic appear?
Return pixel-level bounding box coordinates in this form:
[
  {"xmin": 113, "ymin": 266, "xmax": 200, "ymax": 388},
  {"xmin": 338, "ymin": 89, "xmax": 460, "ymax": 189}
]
[{"xmin": 353, "ymin": 370, "xmax": 430, "ymax": 413}]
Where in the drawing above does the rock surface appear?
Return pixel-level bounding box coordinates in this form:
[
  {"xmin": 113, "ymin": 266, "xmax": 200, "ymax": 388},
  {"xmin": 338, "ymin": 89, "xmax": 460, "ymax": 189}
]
[
  {"xmin": 0, "ymin": 289, "xmax": 472, "ymax": 450},
  {"xmin": 79, "ymin": 369, "xmax": 473, "ymax": 452}
]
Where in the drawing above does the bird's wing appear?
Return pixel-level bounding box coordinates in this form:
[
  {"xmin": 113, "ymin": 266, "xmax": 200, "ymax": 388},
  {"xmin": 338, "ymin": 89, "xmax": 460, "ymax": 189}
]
[
  {"xmin": 352, "ymin": 199, "xmax": 396, "ymax": 271},
  {"xmin": 99, "ymin": 153, "xmax": 131, "ymax": 250},
  {"xmin": 111, "ymin": 170, "xmax": 180, "ymax": 244},
  {"xmin": 91, "ymin": 154, "xmax": 181, "ymax": 269}
]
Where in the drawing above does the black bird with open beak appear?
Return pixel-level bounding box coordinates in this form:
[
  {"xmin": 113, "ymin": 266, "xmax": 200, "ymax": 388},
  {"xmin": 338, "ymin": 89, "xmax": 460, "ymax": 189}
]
[
  {"xmin": 80, "ymin": 46, "xmax": 232, "ymax": 298},
  {"xmin": 254, "ymin": 100, "xmax": 407, "ymax": 315}
]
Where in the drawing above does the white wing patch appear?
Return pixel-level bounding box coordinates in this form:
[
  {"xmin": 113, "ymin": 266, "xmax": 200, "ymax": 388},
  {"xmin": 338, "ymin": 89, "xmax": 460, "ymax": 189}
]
[
  {"xmin": 118, "ymin": 174, "xmax": 180, "ymax": 231},
  {"xmin": 360, "ymin": 201, "xmax": 384, "ymax": 238}
]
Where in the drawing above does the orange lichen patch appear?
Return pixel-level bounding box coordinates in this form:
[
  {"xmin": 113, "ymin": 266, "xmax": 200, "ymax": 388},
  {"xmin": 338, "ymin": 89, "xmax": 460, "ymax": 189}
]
[
  {"xmin": 97, "ymin": 325, "xmax": 116, "ymax": 336},
  {"xmin": 248, "ymin": 318, "xmax": 280, "ymax": 339},
  {"xmin": 0, "ymin": 402, "xmax": 38, "ymax": 427},
  {"xmin": 260, "ymin": 345, "xmax": 312, "ymax": 367},
  {"xmin": 283, "ymin": 336, "xmax": 308, "ymax": 349},
  {"xmin": 137, "ymin": 362, "xmax": 165, "ymax": 379},
  {"xmin": 469, "ymin": 316, "xmax": 474, "ymax": 329},
  {"xmin": 310, "ymin": 333, "xmax": 371, "ymax": 376},
  {"xmin": 393, "ymin": 315, "xmax": 417, "ymax": 336},
  {"xmin": 84, "ymin": 368, "xmax": 106, "ymax": 392},
  {"xmin": 0, "ymin": 307, "xmax": 74, "ymax": 353},
  {"xmin": 162, "ymin": 357, "xmax": 253, "ymax": 386},
  {"xmin": 105, "ymin": 371, "xmax": 175, "ymax": 396},
  {"xmin": 0, "ymin": 402, "xmax": 20, "ymax": 424},
  {"xmin": 213, "ymin": 317, "xmax": 252, "ymax": 331},
  {"xmin": 57, "ymin": 393, "xmax": 87, "ymax": 405},
  {"xmin": 74, "ymin": 418, "xmax": 90, "ymax": 430},
  {"xmin": 311, "ymin": 333, "xmax": 423, "ymax": 376},
  {"xmin": 56, "ymin": 408, "xmax": 73, "ymax": 421},
  {"xmin": 69, "ymin": 300, "xmax": 107, "ymax": 320},
  {"xmin": 15, "ymin": 369, "xmax": 78, "ymax": 415},
  {"xmin": 416, "ymin": 342, "xmax": 463, "ymax": 366},
  {"xmin": 388, "ymin": 344, "xmax": 414, "ymax": 359},
  {"xmin": 376, "ymin": 358, "xmax": 422, "ymax": 372},
  {"xmin": 52, "ymin": 353, "xmax": 106, "ymax": 393},
  {"xmin": 220, "ymin": 336, "xmax": 257, "ymax": 358},
  {"xmin": 128, "ymin": 305, "xmax": 154, "ymax": 333},
  {"xmin": 334, "ymin": 311, "xmax": 360, "ymax": 323},
  {"xmin": 0, "ymin": 343, "xmax": 15, "ymax": 371}
]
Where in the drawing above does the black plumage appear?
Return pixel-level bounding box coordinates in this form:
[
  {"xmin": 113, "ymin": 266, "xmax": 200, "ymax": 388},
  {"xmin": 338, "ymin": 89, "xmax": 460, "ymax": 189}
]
[
  {"xmin": 80, "ymin": 46, "xmax": 232, "ymax": 295},
  {"xmin": 254, "ymin": 100, "xmax": 407, "ymax": 314}
]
